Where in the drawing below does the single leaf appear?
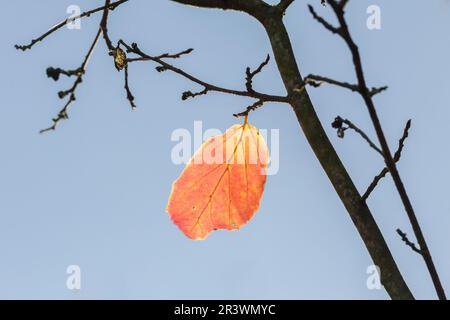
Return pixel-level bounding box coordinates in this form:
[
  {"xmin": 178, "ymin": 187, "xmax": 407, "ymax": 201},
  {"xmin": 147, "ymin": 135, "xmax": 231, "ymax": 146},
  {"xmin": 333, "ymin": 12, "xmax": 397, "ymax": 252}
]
[{"xmin": 166, "ymin": 121, "xmax": 269, "ymax": 240}]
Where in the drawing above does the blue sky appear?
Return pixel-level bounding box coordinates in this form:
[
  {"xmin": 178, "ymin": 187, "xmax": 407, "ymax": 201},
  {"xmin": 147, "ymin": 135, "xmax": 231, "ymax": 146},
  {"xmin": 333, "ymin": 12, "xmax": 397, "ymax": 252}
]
[{"xmin": 1, "ymin": 0, "xmax": 449, "ymax": 299}]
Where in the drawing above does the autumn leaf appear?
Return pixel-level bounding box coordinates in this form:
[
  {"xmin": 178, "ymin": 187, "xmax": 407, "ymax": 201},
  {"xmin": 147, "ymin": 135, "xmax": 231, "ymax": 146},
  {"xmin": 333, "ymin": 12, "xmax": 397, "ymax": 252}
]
[{"xmin": 166, "ymin": 120, "xmax": 269, "ymax": 240}]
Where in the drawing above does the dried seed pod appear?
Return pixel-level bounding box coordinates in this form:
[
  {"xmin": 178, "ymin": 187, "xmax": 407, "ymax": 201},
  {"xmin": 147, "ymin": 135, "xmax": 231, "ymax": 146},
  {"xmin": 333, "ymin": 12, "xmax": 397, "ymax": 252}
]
[{"xmin": 113, "ymin": 47, "xmax": 127, "ymax": 71}]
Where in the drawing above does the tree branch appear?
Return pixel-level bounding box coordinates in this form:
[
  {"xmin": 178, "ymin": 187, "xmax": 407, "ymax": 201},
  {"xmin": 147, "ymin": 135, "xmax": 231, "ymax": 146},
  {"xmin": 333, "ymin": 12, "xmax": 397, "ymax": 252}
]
[
  {"xmin": 15, "ymin": 0, "xmax": 129, "ymax": 51},
  {"xmin": 300, "ymin": 74, "xmax": 388, "ymax": 97},
  {"xmin": 261, "ymin": 9, "xmax": 413, "ymax": 299},
  {"xmin": 246, "ymin": 55, "xmax": 270, "ymax": 93},
  {"xmin": 124, "ymin": 64, "xmax": 137, "ymax": 110},
  {"xmin": 40, "ymin": 28, "xmax": 102, "ymax": 133},
  {"xmin": 120, "ymin": 41, "xmax": 288, "ymax": 104},
  {"xmin": 315, "ymin": 0, "xmax": 446, "ymax": 300},
  {"xmin": 331, "ymin": 116, "xmax": 383, "ymax": 156},
  {"xmin": 100, "ymin": 0, "xmax": 115, "ymax": 52},
  {"xmin": 233, "ymin": 100, "xmax": 264, "ymax": 118},
  {"xmin": 308, "ymin": 4, "xmax": 342, "ymax": 35},
  {"xmin": 397, "ymin": 229, "xmax": 423, "ymax": 255},
  {"xmin": 363, "ymin": 120, "xmax": 412, "ymax": 200}
]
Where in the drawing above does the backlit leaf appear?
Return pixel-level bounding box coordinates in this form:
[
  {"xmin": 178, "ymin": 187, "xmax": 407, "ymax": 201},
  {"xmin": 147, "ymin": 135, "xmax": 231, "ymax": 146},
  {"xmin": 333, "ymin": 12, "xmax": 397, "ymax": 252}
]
[{"xmin": 166, "ymin": 121, "xmax": 269, "ymax": 240}]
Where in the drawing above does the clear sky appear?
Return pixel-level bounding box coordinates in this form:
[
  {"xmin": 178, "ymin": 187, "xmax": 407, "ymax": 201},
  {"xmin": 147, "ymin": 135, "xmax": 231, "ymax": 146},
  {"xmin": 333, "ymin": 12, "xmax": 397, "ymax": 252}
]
[{"xmin": 1, "ymin": 0, "xmax": 449, "ymax": 299}]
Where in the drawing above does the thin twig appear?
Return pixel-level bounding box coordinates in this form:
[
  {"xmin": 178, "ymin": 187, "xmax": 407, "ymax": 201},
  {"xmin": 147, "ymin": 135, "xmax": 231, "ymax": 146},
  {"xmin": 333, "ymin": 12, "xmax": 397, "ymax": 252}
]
[
  {"xmin": 363, "ymin": 120, "xmax": 412, "ymax": 200},
  {"xmin": 397, "ymin": 229, "xmax": 423, "ymax": 255},
  {"xmin": 124, "ymin": 65, "xmax": 137, "ymax": 110},
  {"xmin": 182, "ymin": 87, "xmax": 209, "ymax": 100},
  {"xmin": 46, "ymin": 67, "xmax": 82, "ymax": 81},
  {"xmin": 303, "ymin": 74, "xmax": 388, "ymax": 97},
  {"xmin": 308, "ymin": 4, "xmax": 342, "ymax": 35},
  {"xmin": 246, "ymin": 55, "xmax": 270, "ymax": 93},
  {"xmin": 156, "ymin": 48, "xmax": 194, "ymax": 60},
  {"xmin": 127, "ymin": 48, "xmax": 194, "ymax": 63},
  {"xmin": 40, "ymin": 28, "xmax": 103, "ymax": 134},
  {"xmin": 100, "ymin": 0, "xmax": 115, "ymax": 52},
  {"xmin": 233, "ymin": 100, "xmax": 264, "ymax": 118},
  {"xmin": 332, "ymin": 116, "xmax": 383, "ymax": 156},
  {"xmin": 15, "ymin": 0, "xmax": 129, "ymax": 51}
]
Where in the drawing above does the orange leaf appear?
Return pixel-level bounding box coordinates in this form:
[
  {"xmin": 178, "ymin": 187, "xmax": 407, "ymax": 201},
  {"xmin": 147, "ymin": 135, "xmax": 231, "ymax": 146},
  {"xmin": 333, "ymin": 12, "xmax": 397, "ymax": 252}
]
[{"xmin": 166, "ymin": 121, "xmax": 269, "ymax": 240}]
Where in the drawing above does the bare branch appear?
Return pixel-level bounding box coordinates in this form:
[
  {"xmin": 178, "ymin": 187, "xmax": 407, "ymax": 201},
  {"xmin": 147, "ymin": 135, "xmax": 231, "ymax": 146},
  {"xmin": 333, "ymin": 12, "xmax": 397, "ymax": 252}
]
[
  {"xmin": 127, "ymin": 48, "xmax": 194, "ymax": 63},
  {"xmin": 15, "ymin": 0, "xmax": 129, "ymax": 51},
  {"xmin": 246, "ymin": 55, "xmax": 270, "ymax": 93},
  {"xmin": 182, "ymin": 87, "xmax": 209, "ymax": 100},
  {"xmin": 331, "ymin": 116, "xmax": 383, "ymax": 156},
  {"xmin": 156, "ymin": 48, "xmax": 194, "ymax": 60},
  {"xmin": 397, "ymin": 229, "xmax": 423, "ymax": 255},
  {"xmin": 100, "ymin": 0, "xmax": 115, "ymax": 52},
  {"xmin": 124, "ymin": 65, "xmax": 137, "ymax": 110},
  {"xmin": 302, "ymin": 74, "xmax": 388, "ymax": 97},
  {"xmin": 363, "ymin": 120, "xmax": 412, "ymax": 200},
  {"xmin": 233, "ymin": 100, "xmax": 264, "ymax": 118},
  {"xmin": 40, "ymin": 28, "xmax": 102, "ymax": 133},
  {"xmin": 31, "ymin": 0, "xmax": 287, "ymax": 132},
  {"xmin": 314, "ymin": 0, "xmax": 446, "ymax": 300},
  {"xmin": 308, "ymin": 4, "xmax": 341, "ymax": 35},
  {"xmin": 121, "ymin": 41, "xmax": 288, "ymax": 103},
  {"xmin": 46, "ymin": 67, "xmax": 82, "ymax": 81}
]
